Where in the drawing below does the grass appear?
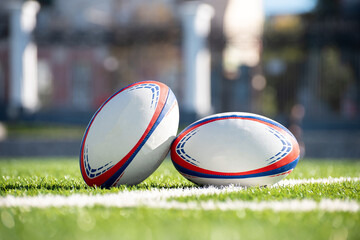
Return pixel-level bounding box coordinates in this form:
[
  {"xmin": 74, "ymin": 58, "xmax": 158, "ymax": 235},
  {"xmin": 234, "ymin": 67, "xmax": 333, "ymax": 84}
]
[
  {"xmin": 0, "ymin": 158, "xmax": 359, "ymax": 197},
  {"xmin": 0, "ymin": 158, "xmax": 360, "ymax": 197},
  {"xmin": 172, "ymin": 181, "xmax": 360, "ymax": 202},
  {"xmin": 1, "ymin": 207, "xmax": 359, "ymax": 240},
  {"xmin": 0, "ymin": 157, "xmax": 360, "ymax": 240},
  {"xmin": 0, "ymin": 158, "xmax": 194, "ymax": 196},
  {"xmin": 5, "ymin": 124, "xmax": 86, "ymax": 139}
]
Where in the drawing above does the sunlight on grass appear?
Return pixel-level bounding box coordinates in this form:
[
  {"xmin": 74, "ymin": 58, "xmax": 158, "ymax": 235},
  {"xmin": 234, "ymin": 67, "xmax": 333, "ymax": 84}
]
[
  {"xmin": 0, "ymin": 158, "xmax": 359, "ymax": 197},
  {"xmin": 1, "ymin": 158, "xmax": 360, "ymax": 240}
]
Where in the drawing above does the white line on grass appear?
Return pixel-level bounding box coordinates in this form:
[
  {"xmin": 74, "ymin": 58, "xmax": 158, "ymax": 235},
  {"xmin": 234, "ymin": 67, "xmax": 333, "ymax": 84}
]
[
  {"xmin": 1, "ymin": 195, "xmax": 359, "ymax": 212},
  {"xmin": 0, "ymin": 177, "xmax": 359, "ymax": 212},
  {"xmin": 273, "ymin": 177, "xmax": 360, "ymax": 187}
]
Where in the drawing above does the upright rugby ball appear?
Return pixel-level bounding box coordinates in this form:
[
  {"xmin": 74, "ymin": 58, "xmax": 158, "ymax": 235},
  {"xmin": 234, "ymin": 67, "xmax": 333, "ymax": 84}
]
[
  {"xmin": 171, "ymin": 112, "xmax": 300, "ymax": 187},
  {"xmin": 80, "ymin": 81, "xmax": 179, "ymax": 188}
]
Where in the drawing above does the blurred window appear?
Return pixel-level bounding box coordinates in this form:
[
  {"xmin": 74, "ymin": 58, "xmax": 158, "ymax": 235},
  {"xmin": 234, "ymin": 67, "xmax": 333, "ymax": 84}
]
[
  {"xmin": 71, "ymin": 62, "xmax": 92, "ymax": 109},
  {"xmin": 37, "ymin": 60, "xmax": 53, "ymax": 108},
  {"xmin": 0, "ymin": 64, "xmax": 4, "ymax": 103}
]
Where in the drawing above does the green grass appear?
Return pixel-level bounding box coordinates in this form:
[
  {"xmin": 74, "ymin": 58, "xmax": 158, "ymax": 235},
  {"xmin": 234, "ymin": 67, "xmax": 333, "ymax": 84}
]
[
  {"xmin": 290, "ymin": 159, "xmax": 360, "ymax": 179},
  {"xmin": 172, "ymin": 181, "xmax": 360, "ymax": 202},
  {"xmin": 0, "ymin": 158, "xmax": 359, "ymax": 197},
  {"xmin": 0, "ymin": 158, "xmax": 195, "ymax": 196},
  {"xmin": 1, "ymin": 158, "xmax": 360, "ymax": 240},
  {"xmin": 1, "ymin": 207, "xmax": 359, "ymax": 240},
  {"xmin": 5, "ymin": 124, "xmax": 86, "ymax": 139}
]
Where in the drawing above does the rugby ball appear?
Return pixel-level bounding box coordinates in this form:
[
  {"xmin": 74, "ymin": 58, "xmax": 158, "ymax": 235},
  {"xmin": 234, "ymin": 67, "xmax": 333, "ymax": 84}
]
[
  {"xmin": 170, "ymin": 112, "xmax": 300, "ymax": 187},
  {"xmin": 80, "ymin": 80, "xmax": 179, "ymax": 187}
]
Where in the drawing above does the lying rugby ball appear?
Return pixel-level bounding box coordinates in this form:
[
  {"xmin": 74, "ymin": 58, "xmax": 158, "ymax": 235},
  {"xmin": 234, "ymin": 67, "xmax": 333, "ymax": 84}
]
[
  {"xmin": 171, "ymin": 112, "xmax": 300, "ymax": 187},
  {"xmin": 80, "ymin": 80, "xmax": 179, "ymax": 188}
]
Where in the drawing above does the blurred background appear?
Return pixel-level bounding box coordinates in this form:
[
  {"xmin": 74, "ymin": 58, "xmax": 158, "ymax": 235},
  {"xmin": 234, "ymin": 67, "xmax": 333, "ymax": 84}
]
[{"xmin": 0, "ymin": 0, "xmax": 359, "ymax": 159}]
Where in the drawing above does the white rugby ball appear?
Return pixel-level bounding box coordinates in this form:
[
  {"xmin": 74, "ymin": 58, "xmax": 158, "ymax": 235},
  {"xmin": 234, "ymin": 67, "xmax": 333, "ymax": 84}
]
[
  {"xmin": 171, "ymin": 112, "xmax": 300, "ymax": 187},
  {"xmin": 80, "ymin": 80, "xmax": 179, "ymax": 187}
]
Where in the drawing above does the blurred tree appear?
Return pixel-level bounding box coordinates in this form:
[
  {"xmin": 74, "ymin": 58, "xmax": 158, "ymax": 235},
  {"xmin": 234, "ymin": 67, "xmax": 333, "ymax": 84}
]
[
  {"xmin": 319, "ymin": 47, "xmax": 354, "ymax": 112},
  {"xmin": 36, "ymin": 0, "xmax": 54, "ymax": 7},
  {"xmin": 262, "ymin": 15, "xmax": 306, "ymax": 117},
  {"xmin": 262, "ymin": 0, "xmax": 360, "ymax": 124}
]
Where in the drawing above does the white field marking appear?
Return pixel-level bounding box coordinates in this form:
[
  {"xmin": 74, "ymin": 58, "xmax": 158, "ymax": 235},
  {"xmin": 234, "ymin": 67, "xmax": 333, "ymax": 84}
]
[
  {"xmin": 0, "ymin": 177, "xmax": 359, "ymax": 211},
  {"xmin": 272, "ymin": 177, "xmax": 360, "ymax": 187}
]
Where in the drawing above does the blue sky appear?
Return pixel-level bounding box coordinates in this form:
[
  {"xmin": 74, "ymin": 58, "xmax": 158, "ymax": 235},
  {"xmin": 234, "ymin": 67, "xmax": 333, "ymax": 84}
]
[{"xmin": 264, "ymin": 0, "xmax": 318, "ymax": 16}]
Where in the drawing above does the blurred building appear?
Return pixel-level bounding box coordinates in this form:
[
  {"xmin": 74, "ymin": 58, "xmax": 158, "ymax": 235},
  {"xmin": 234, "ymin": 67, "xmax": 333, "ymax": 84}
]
[
  {"xmin": 0, "ymin": 0, "xmax": 183, "ymax": 122},
  {"xmin": 1, "ymin": 0, "xmax": 262, "ymax": 123},
  {"xmin": 0, "ymin": 0, "xmax": 359, "ymax": 158},
  {"xmin": 0, "ymin": 0, "xmax": 263, "ymax": 123}
]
